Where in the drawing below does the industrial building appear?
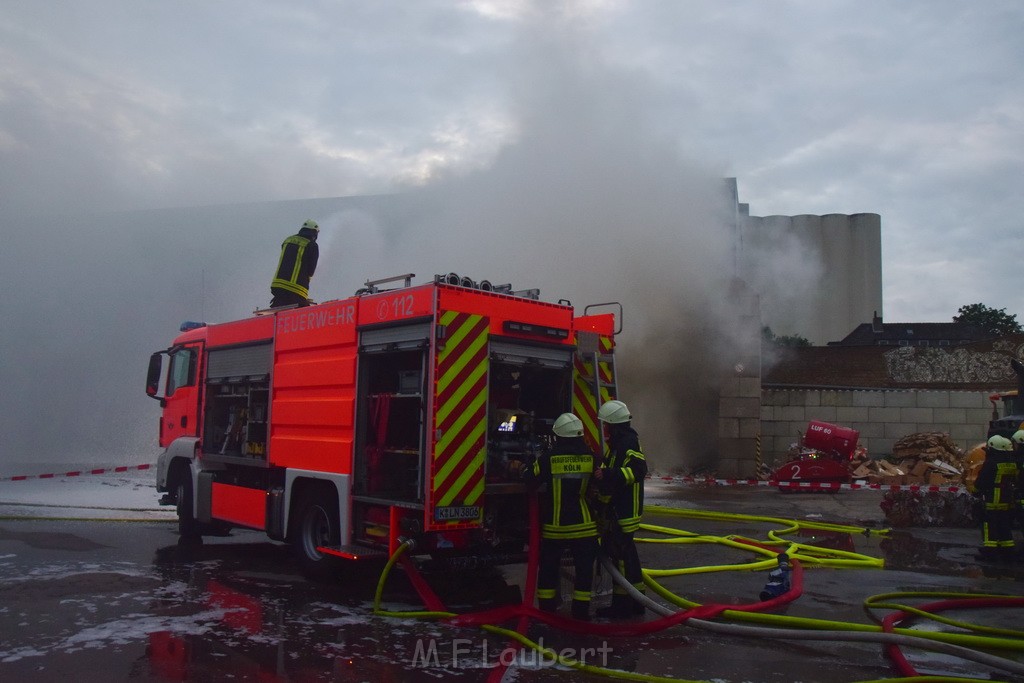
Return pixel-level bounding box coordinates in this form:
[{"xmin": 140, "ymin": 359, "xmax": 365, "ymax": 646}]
[
  {"xmin": 716, "ymin": 179, "xmax": 886, "ymax": 477},
  {"xmin": 727, "ymin": 178, "xmax": 883, "ymax": 348}
]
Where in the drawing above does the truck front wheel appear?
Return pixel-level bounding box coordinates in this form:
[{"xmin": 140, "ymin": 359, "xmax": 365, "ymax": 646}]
[
  {"xmin": 290, "ymin": 489, "xmax": 339, "ymax": 579},
  {"xmin": 175, "ymin": 474, "xmax": 200, "ymax": 539}
]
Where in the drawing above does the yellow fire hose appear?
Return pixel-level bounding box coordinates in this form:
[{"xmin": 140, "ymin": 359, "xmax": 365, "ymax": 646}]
[{"xmin": 372, "ymin": 506, "xmax": 1024, "ymax": 682}]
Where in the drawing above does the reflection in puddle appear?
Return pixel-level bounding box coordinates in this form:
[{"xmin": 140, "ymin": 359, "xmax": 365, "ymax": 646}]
[
  {"xmin": 880, "ymin": 531, "xmax": 1024, "ymax": 581},
  {"xmin": 795, "ymin": 527, "xmax": 857, "ymax": 553},
  {"xmin": 145, "ymin": 540, "xmax": 531, "ymax": 681}
]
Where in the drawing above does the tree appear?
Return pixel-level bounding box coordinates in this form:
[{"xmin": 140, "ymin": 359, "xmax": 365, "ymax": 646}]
[
  {"xmin": 952, "ymin": 303, "xmax": 1022, "ymax": 336},
  {"xmin": 761, "ymin": 326, "xmax": 811, "ymax": 348}
]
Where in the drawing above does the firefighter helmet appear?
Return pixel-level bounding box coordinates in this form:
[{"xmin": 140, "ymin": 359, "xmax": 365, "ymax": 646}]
[
  {"xmin": 1012, "ymin": 429, "xmax": 1024, "ymax": 445},
  {"xmin": 302, "ymin": 219, "xmax": 319, "ymax": 233},
  {"xmin": 987, "ymin": 434, "xmax": 1013, "ymax": 451},
  {"xmin": 598, "ymin": 399, "xmax": 631, "ymax": 424},
  {"xmin": 552, "ymin": 412, "xmax": 584, "ymax": 438}
]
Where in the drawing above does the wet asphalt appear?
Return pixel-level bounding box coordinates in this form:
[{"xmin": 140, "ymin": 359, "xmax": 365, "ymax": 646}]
[{"xmin": 0, "ymin": 484, "xmax": 1022, "ymax": 682}]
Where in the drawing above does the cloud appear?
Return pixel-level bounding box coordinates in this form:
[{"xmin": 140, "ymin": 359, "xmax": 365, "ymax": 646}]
[{"xmin": 1, "ymin": 1, "xmax": 1024, "ymax": 471}]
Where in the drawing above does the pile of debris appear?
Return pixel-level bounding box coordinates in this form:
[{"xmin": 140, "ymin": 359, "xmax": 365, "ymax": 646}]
[
  {"xmin": 873, "ymin": 432, "xmax": 981, "ymax": 528},
  {"xmin": 880, "ymin": 489, "xmax": 980, "ymax": 528},
  {"xmin": 890, "ymin": 432, "xmax": 968, "ymax": 484},
  {"xmin": 851, "ymin": 432, "xmax": 967, "ymax": 486}
]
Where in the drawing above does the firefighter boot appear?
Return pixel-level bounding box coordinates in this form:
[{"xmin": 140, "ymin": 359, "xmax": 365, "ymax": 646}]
[
  {"xmin": 538, "ymin": 598, "xmax": 559, "ymax": 614},
  {"xmin": 571, "ymin": 599, "xmax": 591, "ymax": 621},
  {"xmin": 631, "ymin": 591, "xmax": 647, "ymax": 615},
  {"xmin": 596, "ymin": 593, "xmax": 634, "ymax": 619}
]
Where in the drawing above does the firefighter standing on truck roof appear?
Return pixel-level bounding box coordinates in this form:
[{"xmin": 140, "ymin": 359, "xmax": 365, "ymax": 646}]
[
  {"xmin": 593, "ymin": 399, "xmax": 647, "ymax": 618},
  {"xmin": 508, "ymin": 413, "xmax": 599, "ymax": 621},
  {"xmin": 975, "ymin": 434, "xmax": 1019, "ymax": 562},
  {"xmin": 270, "ymin": 219, "xmax": 319, "ymax": 308}
]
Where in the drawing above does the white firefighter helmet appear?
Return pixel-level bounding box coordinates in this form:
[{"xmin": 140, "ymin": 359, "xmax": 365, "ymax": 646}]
[
  {"xmin": 552, "ymin": 412, "xmax": 584, "ymax": 438},
  {"xmin": 302, "ymin": 219, "xmax": 319, "ymax": 233},
  {"xmin": 598, "ymin": 399, "xmax": 631, "ymax": 424},
  {"xmin": 1012, "ymin": 429, "xmax": 1024, "ymax": 445},
  {"xmin": 988, "ymin": 434, "xmax": 1013, "ymax": 451}
]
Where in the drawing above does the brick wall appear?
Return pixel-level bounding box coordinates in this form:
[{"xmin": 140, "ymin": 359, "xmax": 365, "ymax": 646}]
[{"xmin": 760, "ymin": 388, "xmax": 993, "ymax": 462}]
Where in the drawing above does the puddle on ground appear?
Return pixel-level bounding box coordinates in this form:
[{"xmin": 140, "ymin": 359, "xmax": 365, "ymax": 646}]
[
  {"xmin": 0, "ymin": 526, "xmax": 109, "ymax": 552},
  {"xmin": 880, "ymin": 530, "xmax": 1024, "ymax": 581}
]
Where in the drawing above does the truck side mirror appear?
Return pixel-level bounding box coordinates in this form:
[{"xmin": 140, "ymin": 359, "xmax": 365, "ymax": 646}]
[{"xmin": 146, "ymin": 352, "xmax": 166, "ymax": 405}]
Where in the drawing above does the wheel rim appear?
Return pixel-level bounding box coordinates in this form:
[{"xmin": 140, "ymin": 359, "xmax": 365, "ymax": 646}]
[{"xmin": 301, "ymin": 505, "xmax": 331, "ymax": 560}]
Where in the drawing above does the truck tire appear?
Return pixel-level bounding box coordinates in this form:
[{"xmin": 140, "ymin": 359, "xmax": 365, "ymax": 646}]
[
  {"xmin": 290, "ymin": 489, "xmax": 340, "ymax": 579},
  {"xmin": 175, "ymin": 474, "xmax": 201, "ymax": 539}
]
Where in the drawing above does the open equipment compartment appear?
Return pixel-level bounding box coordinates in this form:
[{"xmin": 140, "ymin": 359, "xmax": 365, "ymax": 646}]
[
  {"xmin": 353, "ymin": 347, "xmax": 428, "ymax": 502},
  {"xmin": 484, "ymin": 341, "xmax": 574, "ymax": 481},
  {"xmin": 201, "ymin": 342, "xmax": 273, "ymax": 460}
]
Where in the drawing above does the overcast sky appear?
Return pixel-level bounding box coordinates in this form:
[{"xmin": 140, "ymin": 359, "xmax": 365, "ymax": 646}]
[
  {"xmin": 1, "ymin": 1, "xmax": 1022, "ymax": 469},
  {"xmin": 3, "ymin": 1, "xmax": 1021, "ymax": 320}
]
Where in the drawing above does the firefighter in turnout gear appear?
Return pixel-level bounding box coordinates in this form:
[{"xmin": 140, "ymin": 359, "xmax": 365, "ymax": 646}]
[
  {"xmin": 975, "ymin": 434, "xmax": 1019, "ymax": 562},
  {"xmin": 270, "ymin": 219, "xmax": 320, "ymax": 308},
  {"xmin": 509, "ymin": 413, "xmax": 599, "ymax": 621},
  {"xmin": 593, "ymin": 399, "xmax": 647, "ymax": 618},
  {"xmin": 1014, "ymin": 429, "xmax": 1024, "ymax": 552}
]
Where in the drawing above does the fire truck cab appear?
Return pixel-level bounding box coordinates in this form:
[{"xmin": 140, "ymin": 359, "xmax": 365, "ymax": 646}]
[{"xmin": 146, "ymin": 273, "xmax": 619, "ymax": 575}]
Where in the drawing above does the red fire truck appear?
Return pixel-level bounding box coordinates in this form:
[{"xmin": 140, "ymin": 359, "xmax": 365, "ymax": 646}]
[{"xmin": 146, "ymin": 273, "xmax": 619, "ymax": 575}]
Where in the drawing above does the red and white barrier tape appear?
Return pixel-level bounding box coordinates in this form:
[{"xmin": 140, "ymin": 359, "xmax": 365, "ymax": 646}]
[
  {"xmin": 1, "ymin": 465, "xmax": 966, "ymax": 496},
  {"xmin": 0, "ymin": 463, "xmax": 152, "ymax": 483},
  {"xmin": 648, "ymin": 474, "xmax": 971, "ymax": 495}
]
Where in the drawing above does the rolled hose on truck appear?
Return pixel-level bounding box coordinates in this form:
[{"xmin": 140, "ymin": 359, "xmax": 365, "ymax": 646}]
[{"xmin": 372, "ymin": 506, "xmax": 1024, "ymax": 682}]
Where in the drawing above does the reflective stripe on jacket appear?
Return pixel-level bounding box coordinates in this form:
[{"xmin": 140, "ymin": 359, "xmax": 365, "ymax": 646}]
[
  {"xmin": 598, "ymin": 426, "xmax": 646, "ymax": 532},
  {"xmin": 523, "ymin": 439, "xmax": 598, "ymax": 540},
  {"xmin": 977, "ymin": 447, "xmax": 1019, "ymax": 511},
  {"xmin": 272, "ymin": 234, "xmax": 316, "ymax": 297}
]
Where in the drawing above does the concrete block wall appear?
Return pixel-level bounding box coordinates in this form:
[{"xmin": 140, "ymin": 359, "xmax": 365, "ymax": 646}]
[
  {"xmin": 719, "ymin": 377, "xmax": 761, "ymax": 478},
  {"xmin": 717, "ymin": 300, "xmax": 763, "ymax": 478},
  {"xmin": 760, "ymin": 389, "xmax": 993, "ymax": 461}
]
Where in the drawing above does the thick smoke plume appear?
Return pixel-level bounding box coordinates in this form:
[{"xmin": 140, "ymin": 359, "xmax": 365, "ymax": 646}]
[
  {"xmin": 342, "ymin": 19, "xmax": 743, "ymax": 471},
  {"xmin": 0, "ymin": 12, "xmax": 751, "ymax": 474}
]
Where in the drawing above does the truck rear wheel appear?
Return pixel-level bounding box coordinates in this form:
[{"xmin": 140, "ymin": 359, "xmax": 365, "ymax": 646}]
[{"xmin": 290, "ymin": 489, "xmax": 340, "ymax": 579}]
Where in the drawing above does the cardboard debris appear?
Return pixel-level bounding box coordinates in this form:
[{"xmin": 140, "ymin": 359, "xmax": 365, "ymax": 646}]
[
  {"xmin": 878, "ymin": 460, "xmax": 907, "ymax": 477},
  {"xmin": 875, "ymin": 432, "xmax": 978, "ymax": 527},
  {"xmin": 881, "ymin": 489, "xmax": 980, "ymax": 528},
  {"xmin": 929, "ymin": 459, "xmax": 961, "ymax": 476},
  {"xmin": 889, "ymin": 431, "xmax": 966, "ymax": 485},
  {"xmin": 850, "ymin": 432, "xmax": 969, "ymax": 488}
]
